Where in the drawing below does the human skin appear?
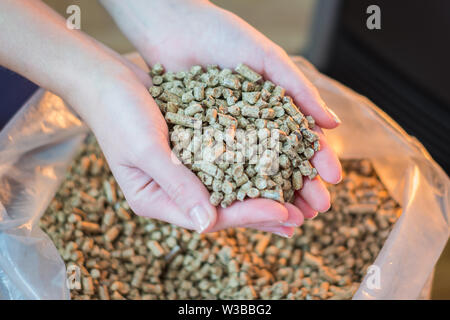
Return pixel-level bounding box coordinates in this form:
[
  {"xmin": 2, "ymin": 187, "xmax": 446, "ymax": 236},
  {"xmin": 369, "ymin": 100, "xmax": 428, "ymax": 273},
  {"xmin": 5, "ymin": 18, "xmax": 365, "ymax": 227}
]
[{"xmin": 0, "ymin": 0, "xmax": 341, "ymax": 237}]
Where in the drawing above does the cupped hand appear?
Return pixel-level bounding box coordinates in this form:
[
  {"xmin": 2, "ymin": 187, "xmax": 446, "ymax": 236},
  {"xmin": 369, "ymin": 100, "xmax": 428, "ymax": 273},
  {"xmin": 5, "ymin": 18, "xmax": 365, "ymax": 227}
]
[
  {"xmin": 100, "ymin": 0, "xmax": 343, "ymax": 235},
  {"xmin": 73, "ymin": 62, "xmax": 301, "ymax": 237},
  {"xmin": 0, "ymin": 0, "xmax": 305, "ymax": 237}
]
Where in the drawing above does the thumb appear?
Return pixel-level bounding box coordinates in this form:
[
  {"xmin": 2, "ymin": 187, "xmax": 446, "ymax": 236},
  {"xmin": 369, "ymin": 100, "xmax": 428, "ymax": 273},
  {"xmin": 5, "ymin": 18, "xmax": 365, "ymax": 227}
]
[
  {"xmin": 136, "ymin": 145, "xmax": 217, "ymax": 233},
  {"xmin": 262, "ymin": 46, "xmax": 341, "ymax": 129}
]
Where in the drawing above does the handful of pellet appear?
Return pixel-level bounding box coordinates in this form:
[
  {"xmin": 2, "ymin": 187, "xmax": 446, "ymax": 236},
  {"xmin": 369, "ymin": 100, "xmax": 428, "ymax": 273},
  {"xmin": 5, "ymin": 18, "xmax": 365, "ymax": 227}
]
[
  {"xmin": 148, "ymin": 63, "xmax": 320, "ymax": 208},
  {"xmin": 40, "ymin": 136, "xmax": 400, "ymax": 300}
]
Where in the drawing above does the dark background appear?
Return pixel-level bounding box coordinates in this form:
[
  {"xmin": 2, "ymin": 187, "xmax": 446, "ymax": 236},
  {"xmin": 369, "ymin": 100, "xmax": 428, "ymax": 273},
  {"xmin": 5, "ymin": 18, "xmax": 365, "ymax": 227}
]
[
  {"xmin": 0, "ymin": 67, "xmax": 38, "ymax": 129},
  {"xmin": 325, "ymin": 0, "xmax": 450, "ymax": 173}
]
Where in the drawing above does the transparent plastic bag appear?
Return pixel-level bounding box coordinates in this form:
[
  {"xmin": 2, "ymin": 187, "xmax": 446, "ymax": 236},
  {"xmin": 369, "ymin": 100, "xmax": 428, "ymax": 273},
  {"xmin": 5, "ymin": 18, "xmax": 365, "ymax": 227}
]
[{"xmin": 0, "ymin": 54, "xmax": 448, "ymax": 300}]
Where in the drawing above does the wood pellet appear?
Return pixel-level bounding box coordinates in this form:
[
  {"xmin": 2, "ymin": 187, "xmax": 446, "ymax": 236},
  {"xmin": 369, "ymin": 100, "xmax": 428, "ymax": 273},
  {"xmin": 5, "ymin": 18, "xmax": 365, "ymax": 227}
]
[
  {"xmin": 150, "ymin": 63, "xmax": 321, "ymax": 208},
  {"xmin": 40, "ymin": 136, "xmax": 400, "ymax": 300}
]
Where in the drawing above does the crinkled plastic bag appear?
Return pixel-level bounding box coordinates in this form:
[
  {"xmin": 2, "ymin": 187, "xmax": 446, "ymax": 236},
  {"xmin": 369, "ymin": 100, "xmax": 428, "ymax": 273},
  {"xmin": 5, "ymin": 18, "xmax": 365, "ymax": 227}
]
[{"xmin": 0, "ymin": 54, "xmax": 448, "ymax": 300}]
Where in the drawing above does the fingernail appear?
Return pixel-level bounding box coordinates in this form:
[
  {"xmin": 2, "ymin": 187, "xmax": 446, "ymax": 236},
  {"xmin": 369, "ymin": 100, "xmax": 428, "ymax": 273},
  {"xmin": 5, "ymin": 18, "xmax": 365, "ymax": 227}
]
[
  {"xmin": 279, "ymin": 219, "xmax": 298, "ymax": 227},
  {"xmin": 326, "ymin": 106, "xmax": 341, "ymax": 124},
  {"xmin": 274, "ymin": 232, "xmax": 292, "ymax": 238},
  {"xmin": 311, "ymin": 212, "xmax": 319, "ymax": 219},
  {"xmin": 190, "ymin": 205, "xmax": 211, "ymax": 233},
  {"xmin": 282, "ymin": 222, "xmax": 299, "ymax": 227}
]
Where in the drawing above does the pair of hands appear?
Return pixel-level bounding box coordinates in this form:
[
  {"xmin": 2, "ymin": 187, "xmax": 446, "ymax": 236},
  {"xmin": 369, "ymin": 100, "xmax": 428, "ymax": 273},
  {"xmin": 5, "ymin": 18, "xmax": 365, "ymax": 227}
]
[{"xmin": 73, "ymin": 0, "xmax": 342, "ymax": 237}]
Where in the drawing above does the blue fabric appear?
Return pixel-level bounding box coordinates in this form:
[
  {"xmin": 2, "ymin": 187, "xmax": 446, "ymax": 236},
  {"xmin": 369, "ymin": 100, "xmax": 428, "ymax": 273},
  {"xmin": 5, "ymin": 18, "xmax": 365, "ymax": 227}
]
[{"xmin": 0, "ymin": 66, "xmax": 38, "ymax": 130}]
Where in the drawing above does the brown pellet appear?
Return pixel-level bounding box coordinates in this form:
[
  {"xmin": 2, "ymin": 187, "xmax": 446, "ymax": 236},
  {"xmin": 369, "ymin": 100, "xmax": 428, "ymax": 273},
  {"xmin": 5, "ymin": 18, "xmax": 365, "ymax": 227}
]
[
  {"xmin": 41, "ymin": 87, "xmax": 399, "ymax": 301},
  {"xmin": 147, "ymin": 63, "xmax": 322, "ymax": 208}
]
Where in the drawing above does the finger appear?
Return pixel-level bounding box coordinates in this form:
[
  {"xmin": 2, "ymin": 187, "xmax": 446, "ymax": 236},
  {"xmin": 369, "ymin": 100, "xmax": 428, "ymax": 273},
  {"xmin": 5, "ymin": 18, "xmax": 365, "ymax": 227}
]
[
  {"xmin": 294, "ymin": 196, "xmax": 318, "ymax": 219},
  {"xmin": 135, "ymin": 184, "xmax": 198, "ymax": 229},
  {"xmin": 310, "ymin": 127, "xmax": 342, "ymax": 184},
  {"xmin": 297, "ymin": 176, "xmax": 331, "ymax": 213},
  {"xmin": 263, "ymin": 46, "xmax": 341, "ymax": 129},
  {"xmin": 118, "ymin": 170, "xmax": 297, "ymax": 238},
  {"xmin": 135, "ymin": 146, "xmax": 217, "ymax": 233},
  {"xmin": 121, "ymin": 172, "xmax": 297, "ymax": 237},
  {"xmin": 237, "ymin": 202, "xmax": 304, "ymax": 229},
  {"xmin": 116, "ymin": 166, "xmax": 199, "ymax": 229},
  {"xmin": 282, "ymin": 203, "xmax": 304, "ymax": 227},
  {"xmin": 209, "ymin": 199, "xmax": 289, "ymax": 232},
  {"xmin": 252, "ymin": 225, "xmax": 295, "ymax": 238}
]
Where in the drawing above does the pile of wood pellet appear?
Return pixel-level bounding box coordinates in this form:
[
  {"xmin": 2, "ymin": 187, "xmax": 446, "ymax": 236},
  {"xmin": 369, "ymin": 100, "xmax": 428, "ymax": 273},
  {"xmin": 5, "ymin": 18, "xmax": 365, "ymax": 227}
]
[
  {"xmin": 149, "ymin": 63, "xmax": 320, "ymax": 207},
  {"xmin": 40, "ymin": 136, "xmax": 400, "ymax": 300}
]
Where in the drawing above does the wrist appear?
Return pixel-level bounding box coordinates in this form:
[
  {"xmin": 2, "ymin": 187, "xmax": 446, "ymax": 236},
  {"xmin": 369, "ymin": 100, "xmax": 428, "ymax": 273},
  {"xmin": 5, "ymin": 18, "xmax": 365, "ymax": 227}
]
[
  {"xmin": 65, "ymin": 60, "xmax": 139, "ymax": 127},
  {"xmin": 99, "ymin": 0, "xmax": 214, "ymax": 47}
]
